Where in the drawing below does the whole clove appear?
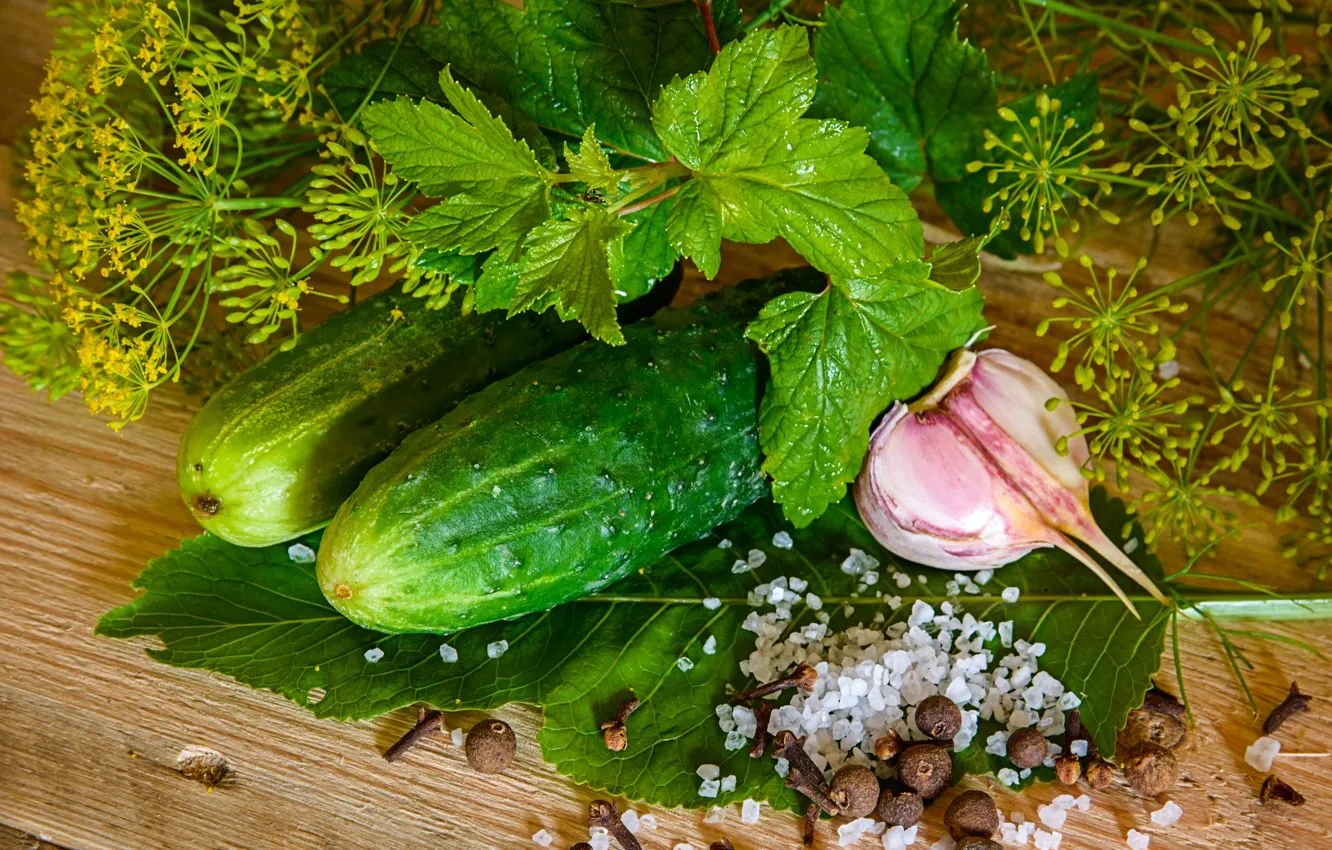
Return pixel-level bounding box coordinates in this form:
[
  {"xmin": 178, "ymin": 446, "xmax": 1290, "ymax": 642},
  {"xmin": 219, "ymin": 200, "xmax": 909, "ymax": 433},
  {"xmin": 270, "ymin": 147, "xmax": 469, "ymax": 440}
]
[
  {"xmin": 802, "ymin": 802, "xmax": 818, "ymax": 846},
  {"xmin": 384, "ymin": 706, "xmax": 444, "ymax": 763},
  {"xmin": 600, "ymin": 696, "xmax": 641, "ymax": 752},
  {"xmin": 748, "ymin": 701, "xmax": 774, "ymax": 759},
  {"xmin": 773, "ymin": 730, "xmax": 841, "ymax": 815},
  {"xmin": 874, "ymin": 729, "xmax": 904, "ymax": 761},
  {"xmin": 709, "ymin": 841, "xmax": 735, "ymax": 850},
  {"xmin": 1081, "ymin": 722, "xmax": 1115, "ymax": 791},
  {"xmin": 572, "ymin": 844, "xmax": 593, "ymax": 850},
  {"xmin": 588, "ymin": 800, "xmax": 643, "ymax": 850},
  {"xmin": 1141, "ymin": 685, "xmax": 1187, "ymax": 719},
  {"xmin": 732, "ymin": 663, "xmax": 818, "ymax": 702},
  {"xmin": 1262, "ymin": 683, "xmax": 1312, "ymax": 735},
  {"xmin": 1260, "ymin": 775, "xmax": 1306, "ymax": 807},
  {"xmin": 956, "ymin": 839, "xmax": 1003, "ymax": 850}
]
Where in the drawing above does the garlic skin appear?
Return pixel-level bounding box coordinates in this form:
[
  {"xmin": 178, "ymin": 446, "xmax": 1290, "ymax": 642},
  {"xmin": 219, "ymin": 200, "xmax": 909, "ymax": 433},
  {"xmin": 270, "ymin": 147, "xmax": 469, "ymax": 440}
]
[{"xmin": 855, "ymin": 349, "xmax": 1165, "ymax": 614}]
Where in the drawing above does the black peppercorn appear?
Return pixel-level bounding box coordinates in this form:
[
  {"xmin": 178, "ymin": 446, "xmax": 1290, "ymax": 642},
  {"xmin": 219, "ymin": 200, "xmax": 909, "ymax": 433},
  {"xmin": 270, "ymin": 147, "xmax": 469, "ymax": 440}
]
[
  {"xmin": 945, "ymin": 790, "xmax": 999, "ymax": 839},
  {"xmin": 1123, "ymin": 742, "xmax": 1178, "ymax": 797},
  {"xmin": 1005, "ymin": 727, "xmax": 1048, "ymax": 770},
  {"xmin": 877, "ymin": 789, "xmax": 924, "ymax": 827},
  {"xmin": 915, "ymin": 695, "xmax": 963, "ymax": 742},
  {"xmin": 1260, "ymin": 775, "xmax": 1306, "ymax": 807},
  {"xmin": 898, "ymin": 744, "xmax": 952, "ymax": 799},
  {"xmin": 956, "ymin": 838, "xmax": 1003, "ymax": 850},
  {"xmin": 464, "ymin": 719, "xmax": 516, "ymax": 774},
  {"xmin": 829, "ymin": 764, "xmax": 880, "ymax": 818}
]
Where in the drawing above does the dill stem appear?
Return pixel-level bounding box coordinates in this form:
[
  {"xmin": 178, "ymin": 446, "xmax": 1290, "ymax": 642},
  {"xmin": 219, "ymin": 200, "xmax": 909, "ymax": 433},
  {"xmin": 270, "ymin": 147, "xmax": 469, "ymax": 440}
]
[
  {"xmin": 745, "ymin": 0, "xmax": 799, "ymax": 32},
  {"xmin": 211, "ymin": 197, "xmax": 307, "ymax": 211},
  {"xmin": 1018, "ymin": 0, "xmax": 1211, "ymax": 55}
]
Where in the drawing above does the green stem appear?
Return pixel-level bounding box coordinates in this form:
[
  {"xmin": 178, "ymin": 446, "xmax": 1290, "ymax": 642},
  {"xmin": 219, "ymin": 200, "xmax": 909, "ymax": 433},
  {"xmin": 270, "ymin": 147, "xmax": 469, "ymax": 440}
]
[
  {"xmin": 746, "ymin": 0, "xmax": 801, "ymax": 32},
  {"xmin": 1017, "ymin": 0, "xmax": 1211, "ymax": 55},
  {"xmin": 211, "ymin": 197, "xmax": 306, "ymax": 211}
]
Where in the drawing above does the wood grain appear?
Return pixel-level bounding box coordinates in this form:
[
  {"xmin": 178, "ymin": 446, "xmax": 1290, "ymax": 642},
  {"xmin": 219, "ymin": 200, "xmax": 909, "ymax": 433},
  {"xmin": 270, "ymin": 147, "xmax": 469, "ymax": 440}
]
[{"xmin": 2, "ymin": 3, "xmax": 1331, "ymax": 849}]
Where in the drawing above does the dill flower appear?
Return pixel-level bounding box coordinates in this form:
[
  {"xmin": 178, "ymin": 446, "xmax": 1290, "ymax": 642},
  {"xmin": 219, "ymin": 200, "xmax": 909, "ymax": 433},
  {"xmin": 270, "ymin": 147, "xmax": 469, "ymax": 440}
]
[
  {"xmin": 1207, "ymin": 365, "xmax": 1318, "ymax": 481},
  {"xmin": 1126, "ymin": 118, "xmax": 1249, "ymax": 229},
  {"xmin": 1038, "ymin": 255, "xmax": 1186, "ymax": 391},
  {"xmin": 965, "ymin": 92, "xmax": 1127, "ymax": 256},
  {"xmin": 0, "ymin": 272, "xmax": 83, "ymax": 399},
  {"xmin": 1133, "ymin": 456, "xmax": 1254, "ymax": 556}
]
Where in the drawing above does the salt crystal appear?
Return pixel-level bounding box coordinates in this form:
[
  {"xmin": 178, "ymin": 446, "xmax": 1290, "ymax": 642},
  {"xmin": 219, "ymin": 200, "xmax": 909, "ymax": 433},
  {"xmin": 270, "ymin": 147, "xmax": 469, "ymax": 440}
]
[
  {"xmin": 732, "ymin": 559, "xmax": 752, "ymax": 574},
  {"xmin": 492, "ymin": 485, "xmax": 502, "ymax": 497},
  {"xmin": 723, "ymin": 730, "xmax": 746, "ymax": 750},
  {"xmin": 946, "ymin": 581, "xmax": 960, "ymax": 596},
  {"xmin": 287, "ymin": 543, "xmax": 316, "ymax": 563},
  {"xmin": 929, "ymin": 838, "xmax": 957, "ymax": 850},
  {"xmin": 894, "ymin": 572, "xmax": 912, "ymax": 588},
  {"xmin": 439, "ymin": 643, "xmax": 458, "ymax": 663},
  {"xmin": 589, "ymin": 835, "xmax": 610, "ymax": 850},
  {"xmin": 1157, "ymin": 359, "xmax": 1180, "ymax": 380},
  {"xmin": 999, "ymin": 621, "xmax": 1014, "ymax": 646},
  {"xmin": 674, "ymin": 845, "xmax": 695, "ymax": 850},
  {"xmin": 945, "ymin": 677, "xmax": 972, "ymax": 705},
  {"xmin": 451, "ymin": 728, "xmax": 464, "ymax": 746},
  {"xmin": 741, "ymin": 799, "xmax": 761, "ymax": 823},
  {"xmin": 703, "ymin": 597, "xmax": 722, "ymax": 610},
  {"xmin": 773, "ymin": 531, "xmax": 794, "ymax": 549},
  {"xmin": 703, "ymin": 806, "xmax": 726, "ymax": 824},
  {"xmin": 364, "ymin": 647, "xmax": 384, "ymax": 663},
  {"xmin": 1126, "ymin": 829, "xmax": 1150, "ymax": 850},
  {"xmin": 1074, "ymin": 795, "xmax": 1092, "ymax": 812},
  {"xmin": 1245, "ymin": 736, "xmax": 1281, "ymax": 771},
  {"xmin": 1051, "ymin": 794, "xmax": 1076, "ymax": 810},
  {"xmin": 806, "ymin": 592, "xmax": 823, "ymax": 610},
  {"xmin": 775, "ymin": 757, "xmax": 790, "ymax": 777},
  {"xmin": 748, "ymin": 549, "xmax": 768, "ymax": 568},
  {"xmin": 638, "ymin": 814, "xmax": 657, "ymax": 831},
  {"xmin": 698, "ymin": 778, "xmax": 720, "ymax": 797},
  {"xmin": 621, "ymin": 810, "xmax": 639, "ymax": 833},
  {"xmin": 720, "ymin": 774, "xmax": 737, "ymax": 793},
  {"xmin": 487, "ymin": 640, "xmax": 508, "ymax": 658},
  {"xmin": 717, "ymin": 538, "xmax": 732, "ymax": 549},
  {"xmin": 1070, "ymin": 740, "xmax": 1088, "ymax": 757},
  {"xmin": 975, "ymin": 569, "xmax": 994, "ymax": 585},
  {"xmin": 703, "ymin": 636, "xmax": 717, "ymax": 655},
  {"xmin": 696, "ymin": 764, "xmax": 720, "ymax": 780},
  {"xmin": 677, "ymin": 656, "xmax": 695, "ymax": 672},
  {"xmin": 998, "ymin": 768, "xmax": 1021, "ymax": 786},
  {"xmin": 1151, "ymin": 800, "xmax": 1182, "ymax": 827},
  {"xmin": 1033, "ymin": 829, "xmax": 1061, "ymax": 850},
  {"xmin": 838, "ymin": 817, "xmax": 875, "ymax": 846},
  {"xmin": 1002, "ymin": 586, "xmax": 1021, "ymax": 603},
  {"xmin": 1037, "ymin": 803, "xmax": 1067, "ymax": 830},
  {"xmin": 531, "ymin": 829, "xmax": 553, "ymax": 847},
  {"xmin": 1124, "ymin": 538, "xmax": 1140, "ymax": 554}
]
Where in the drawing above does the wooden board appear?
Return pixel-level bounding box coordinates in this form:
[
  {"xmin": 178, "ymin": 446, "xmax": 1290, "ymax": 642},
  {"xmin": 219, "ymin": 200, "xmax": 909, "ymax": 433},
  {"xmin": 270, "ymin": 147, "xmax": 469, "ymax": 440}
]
[{"xmin": 2, "ymin": 4, "xmax": 1331, "ymax": 849}]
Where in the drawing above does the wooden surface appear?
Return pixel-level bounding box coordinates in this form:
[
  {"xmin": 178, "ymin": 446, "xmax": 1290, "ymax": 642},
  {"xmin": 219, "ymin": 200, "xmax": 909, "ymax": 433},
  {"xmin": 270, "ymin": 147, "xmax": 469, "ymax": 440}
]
[{"xmin": 2, "ymin": 3, "xmax": 1332, "ymax": 849}]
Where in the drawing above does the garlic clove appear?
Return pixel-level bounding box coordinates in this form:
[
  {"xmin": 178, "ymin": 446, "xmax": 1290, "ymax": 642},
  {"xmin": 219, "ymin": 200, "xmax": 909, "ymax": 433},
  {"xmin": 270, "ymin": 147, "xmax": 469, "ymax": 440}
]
[{"xmin": 856, "ymin": 403, "xmax": 1063, "ymax": 571}]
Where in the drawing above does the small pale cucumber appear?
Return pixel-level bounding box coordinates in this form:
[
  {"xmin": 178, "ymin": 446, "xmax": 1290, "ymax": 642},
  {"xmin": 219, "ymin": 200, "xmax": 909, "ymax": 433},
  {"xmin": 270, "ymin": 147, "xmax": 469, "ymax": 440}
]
[
  {"xmin": 177, "ymin": 284, "xmax": 587, "ymax": 547},
  {"xmin": 316, "ymin": 268, "xmax": 823, "ymax": 633}
]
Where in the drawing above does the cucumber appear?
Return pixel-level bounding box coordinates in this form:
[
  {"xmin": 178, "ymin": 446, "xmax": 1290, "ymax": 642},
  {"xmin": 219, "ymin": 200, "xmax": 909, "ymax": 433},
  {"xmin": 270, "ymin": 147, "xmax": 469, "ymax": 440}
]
[
  {"xmin": 316, "ymin": 268, "xmax": 824, "ymax": 633},
  {"xmin": 177, "ymin": 284, "xmax": 586, "ymax": 547}
]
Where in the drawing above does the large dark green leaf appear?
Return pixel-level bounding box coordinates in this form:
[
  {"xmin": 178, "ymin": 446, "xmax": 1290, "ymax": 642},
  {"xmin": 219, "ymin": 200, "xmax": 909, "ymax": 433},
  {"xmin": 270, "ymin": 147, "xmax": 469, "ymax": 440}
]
[{"xmin": 101, "ymin": 489, "xmax": 1166, "ymax": 809}]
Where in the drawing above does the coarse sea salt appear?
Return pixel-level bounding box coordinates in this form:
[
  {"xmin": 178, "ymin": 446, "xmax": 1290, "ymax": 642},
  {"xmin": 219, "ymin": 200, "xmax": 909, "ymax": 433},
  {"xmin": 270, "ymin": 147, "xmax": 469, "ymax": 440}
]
[
  {"xmin": 439, "ymin": 643, "xmax": 458, "ymax": 663},
  {"xmin": 1126, "ymin": 829, "xmax": 1150, "ymax": 850},
  {"xmin": 741, "ymin": 799, "xmax": 761, "ymax": 824},
  {"xmin": 838, "ymin": 817, "xmax": 876, "ymax": 846},
  {"xmin": 1070, "ymin": 739, "xmax": 1088, "ymax": 757},
  {"xmin": 698, "ymin": 778, "xmax": 720, "ymax": 798},
  {"xmin": 637, "ymin": 814, "xmax": 657, "ymax": 831},
  {"xmin": 677, "ymin": 656, "xmax": 695, "ymax": 672},
  {"xmin": 703, "ymin": 806, "xmax": 726, "ymax": 824},
  {"xmin": 720, "ymin": 774, "xmax": 737, "ymax": 793},
  {"xmin": 1002, "ymin": 586, "xmax": 1021, "ymax": 603},
  {"xmin": 486, "ymin": 640, "xmax": 508, "ymax": 658},
  {"xmin": 703, "ymin": 597, "xmax": 722, "ymax": 610},
  {"xmin": 718, "ymin": 550, "xmax": 1075, "ymax": 784},
  {"xmin": 703, "ymin": 635, "xmax": 718, "ymax": 655},
  {"xmin": 696, "ymin": 763, "xmax": 720, "ymax": 780},
  {"xmin": 620, "ymin": 810, "xmax": 639, "ymax": 833},
  {"xmin": 451, "ymin": 728, "xmax": 464, "ymax": 746},
  {"xmin": 773, "ymin": 531, "xmax": 795, "ymax": 549},
  {"xmin": 673, "ymin": 845, "xmax": 695, "ymax": 850},
  {"xmin": 364, "ymin": 647, "xmax": 384, "ymax": 663},
  {"xmin": 287, "ymin": 542, "xmax": 316, "ymax": 563},
  {"xmin": 1151, "ymin": 800, "xmax": 1182, "ymax": 827},
  {"xmin": 1037, "ymin": 803, "xmax": 1067, "ymax": 830},
  {"xmin": 1033, "ymin": 829, "xmax": 1061, "ymax": 850},
  {"xmin": 718, "ymin": 538, "xmax": 732, "ymax": 549},
  {"xmin": 881, "ymin": 825, "xmax": 919, "ymax": 850},
  {"xmin": 1246, "ymin": 735, "xmax": 1281, "ymax": 771}
]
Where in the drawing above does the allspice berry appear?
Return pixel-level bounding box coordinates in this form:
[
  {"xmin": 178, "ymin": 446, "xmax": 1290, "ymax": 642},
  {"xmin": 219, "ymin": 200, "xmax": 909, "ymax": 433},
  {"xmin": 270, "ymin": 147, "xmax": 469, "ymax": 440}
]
[
  {"xmin": 1121, "ymin": 708, "xmax": 1186, "ymax": 750},
  {"xmin": 830, "ymin": 764, "xmax": 880, "ymax": 819},
  {"xmin": 1085, "ymin": 758, "xmax": 1114, "ymax": 790},
  {"xmin": 898, "ymin": 744, "xmax": 953, "ymax": 799},
  {"xmin": 1006, "ymin": 727, "xmax": 1048, "ymax": 770},
  {"xmin": 1054, "ymin": 753, "xmax": 1082, "ymax": 785},
  {"xmin": 915, "ymin": 695, "xmax": 963, "ymax": 742},
  {"xmin": 877, "ymin": 789, "xmax": 924, "ymax": 828},
  {"xmin": 464, "ymin": 718, "xmax": 517, "ymax": 774},
  {"xmin": 1123, "ymin": 742, "xmax": 1179, "ymax": 797},
  {"xmin": 945, "ymin": 790, "xmax": 999, "ymax": 839},
  {"xmin": 956, "ymin": 839, "xmax": 1003, "ymax": 850}
]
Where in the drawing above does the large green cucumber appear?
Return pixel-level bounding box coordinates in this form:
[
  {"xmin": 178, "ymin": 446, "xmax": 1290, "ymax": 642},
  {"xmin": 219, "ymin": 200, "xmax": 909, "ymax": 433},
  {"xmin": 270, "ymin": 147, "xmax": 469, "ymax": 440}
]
[
  {"xmin": 317, "ymin": 269, "xmax": 823, "ymax": 633},
  {"xmin": 177, "ymin": 284, "xmax": 587, "ymax": 547}
]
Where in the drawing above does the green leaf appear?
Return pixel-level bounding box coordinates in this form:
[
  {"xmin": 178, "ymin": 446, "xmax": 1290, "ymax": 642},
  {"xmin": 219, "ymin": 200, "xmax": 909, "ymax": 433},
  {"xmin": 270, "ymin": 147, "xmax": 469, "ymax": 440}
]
[
  {"xmin": 365, "ymin": 69, "xmax": 551, "ymax": 257},
  {"xmin": 608, "ymin": 198, "xmax": 679, "ymax": 302},
  {"xmin": 472, "ymin": 251, "xmax": 524, "ymax": 312},
  {"xmin": 411, "ymin": 0, "xmax": 739, "ymax": 162},
  {"xmin": 928, "ymin": 235, "xmax": 985, "ymax": 291},
  {"xmin": 323, "ymin": 37, "xmax": 558, "ymax": 168},
  {"xmin": 810, "ymin": 0, "xmax": 997, "ymax": 191},
  {"xmin": 934, "ymin": 74, "xmax": 1100, "ymax": 260},
  {"xmin": 745, "ymin": 261, "xmax": 985, "ymax": 525},
  {"xmin": 653, "ymin": 25, "xmax": 923, "ymax": 280},
  {"xmin": 565, "ymin": 126, "xmax": 622, "ymax": 194},
  {"xmin": 511, "ymin": 208, "xmax": 632, "ymax": 344},
  {"xmin": 99, "ymin": 490, "xmax": 1168, "ymax": 809}
]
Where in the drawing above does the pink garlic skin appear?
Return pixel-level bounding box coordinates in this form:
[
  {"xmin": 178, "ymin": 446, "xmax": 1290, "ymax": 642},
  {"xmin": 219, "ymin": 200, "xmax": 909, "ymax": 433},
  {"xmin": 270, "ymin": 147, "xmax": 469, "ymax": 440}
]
[
  {"xmin": 854, "ymin": 349, "xmax": 1165, "ymax": 611},
  {"xmin": 857, "ymin": 402, "xmax": 1075, "ymax": 570}
]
